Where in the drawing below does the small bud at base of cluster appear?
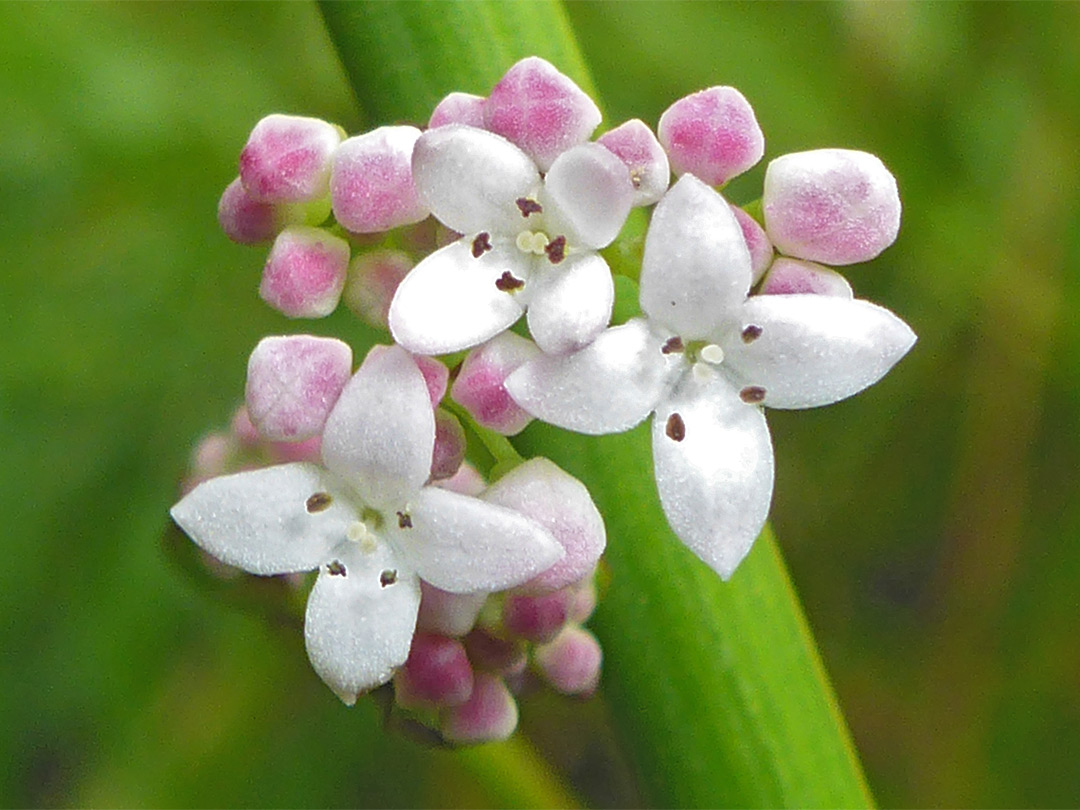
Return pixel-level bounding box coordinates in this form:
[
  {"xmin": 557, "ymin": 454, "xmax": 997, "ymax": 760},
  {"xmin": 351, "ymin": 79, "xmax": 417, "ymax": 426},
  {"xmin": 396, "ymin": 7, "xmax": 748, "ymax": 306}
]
[
  {"xmin": 441, "ymin": 673, "xmax": 518, "ymax": 744},
  {"xmin": 658, "ymin": 86, "xmax": 765, "ymax": 186},
  {"xmin": 464, "ymin": 628, "xmax": 527, "ymax": 675},
  {"xmin": 413, "ymin": 355, "xmax": 450, "ymax": 407},
  {"xmin": 429, "ymin": 92, "xmax": 486, "ymax": 129},
  {"xmin": 431, "ymin": 408, "xmax": 466, "ymax": 481},
  {"xmin": 343, "ymin": 249, "xmax": 414, "ymax": 330},
  {"xmin": 393, "ymin": 633, "xmax": 474, "ymax": 709},
  {"xmin": 260, "ymin": 226, "xmax": 350, "ymax": 318},
  {"xmin": 598, "ymin": 118, "xmax": 671, "ymax": 207},
  {"xmin": 758, "ymin": 257, "xmax": 854, "ymax": 298},
  {"xmin": 451, "ymin": 333, "xmax": 541, "ymax": 436},
  {"xmin": 417, "ymin": 581, "xmax": 487, "ymax": 637},
  {"xmin": 331, "ymin": 126, "xmax": 429, "ymax": 233},
  {"xmin": 245, "ymin": 335, "xmax": 353, "ymax": 442},
  {"xmin": 239, "ymin": 114, "xmax": 342, "ymax": 204},
  {"xmin": 502, "ymin": 589, "xmax": 573, "ymax": 643},
  {"xmin": 534, "ymin": 625, "xmax": 602, "ymax": 696},
  {"xmin": 762, "ymin": 148, "xmax": 901, "ymax": 265},
  {"xmin": 230, "ymin": 405, "xmax": 262, "ymax": 448},
  {"xmin": 432, "ymin": 461, "xmax": 487, "ymax": 498},
  {"xmin": 730, "ymin": 204, "xmax": 775, "ymax": 283},
  {"xmin": 218, "ymin": 177, "xmax": 286, "ymax": 244}
]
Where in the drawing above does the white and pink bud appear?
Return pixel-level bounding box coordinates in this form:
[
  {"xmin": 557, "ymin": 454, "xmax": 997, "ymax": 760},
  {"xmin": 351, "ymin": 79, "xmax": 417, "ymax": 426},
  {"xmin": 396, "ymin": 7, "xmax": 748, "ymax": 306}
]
[
  {"xmin": 417, "ymin": 581, "xmax": 488, "ymax": 637},
  {"xmin": 658, "ymin": 87, "xmax": 765, "ymax": 186},
  {"xmin": 259, "ymin": 226, "xmax": 350, "ymax": 318},
  {"xmin": 230, "ymin": 405, "xmax": 261, "ymax": 449},
  {"xmin": 331, "ymin": 126, "xmax": 429, "ymax": 233},
  {"xmin": 758, "ymin": 257, "xmax": 854, "ymax": 298},
  {"xmin": 464, "ymin": 628, "xmax": 527, "ymax": 675},
  {"xmin": 483, "ymin": 57, "xmax": 602, "ymax": 172},
  {"xmin": 482, "ymin": 458, "xmax": 606, "ymax": 593},
  {"xmin": 501, "ymin": 589, "xmax": 573, "ymax": 643},
  {"xmin": 244, "ymin": 335, "xmax": 352, "ymax": 442},
  {"xmin": 762, "ymin": 148, "xmax": 901, "ymax": 265},
  {"xmin": 431, "ymin": 408, "xmax": 466, "ymax": 481},
  {"xmin": 730, "ymin": 204, "xmax": 775, "ymax": 283},
  {"xmin": 432, "ymin": 461, "xmax": 487, "ymax": 498},
  {"xmin": 429, "ymin": 92, "xmax": 486, "ymax": 129},
  {"xmin": 239, "ymin": 114, "xmax": 342, "ymax": 204},
  {"xmin": 441, "ymin": 672, "xmax": 518, "ymax": 743},
  {"xmin": 218, "ymin": 177, "xmax": 332, "ymax": 245},
  {"xmin": 393, "ymin": 633, "xmax": 474, "ymax": 709},
  {"xmin": 450, "ymin": 332, "xmax": 541, "ymax": 436},
  {"xmin": 267, "ymin": 435, "xmax": 323, "ymax": 465},
  {"xmin": 534, "ymin": 625, "xmax": 602, "ymax": 696},
  {"xmin": 598, "ymin": 118, "xmax": 670, "ymax": 207},
  {"xmin": 568, "ymin": 577, "xmax": 598, "ymax": 624},
  {"xmin": 413, "ymin": 355, "xmax": 450, "ymax": 407},
  {"xmin": 342, "ymin": 249, "xmax": 414, "ymax": 330}
]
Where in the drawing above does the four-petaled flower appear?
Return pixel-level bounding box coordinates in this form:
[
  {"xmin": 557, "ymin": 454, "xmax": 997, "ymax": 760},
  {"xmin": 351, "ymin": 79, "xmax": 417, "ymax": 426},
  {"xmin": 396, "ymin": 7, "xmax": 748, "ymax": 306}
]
[
  {"xmin": 505, "ymin": 174, "xmax": 916, "ymax": 578},
  {"xmin": 172, "ymin": 345, "xmax": 562, "ymax": 703}
]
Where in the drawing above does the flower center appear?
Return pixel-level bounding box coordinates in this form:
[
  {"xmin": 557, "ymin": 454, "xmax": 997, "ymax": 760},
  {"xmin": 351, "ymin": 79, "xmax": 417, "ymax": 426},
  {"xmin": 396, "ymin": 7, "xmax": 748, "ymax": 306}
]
[
  {"xmin": 515, "ymin": 230, "xmax": 550, "ymax": 255},
  {"xmin": 682, "ymin": 340, "xmax": 726, "ymax": 381},
  {"xmin": 345, "ymin": 506, "xmax": 384, "ymax": 553}
]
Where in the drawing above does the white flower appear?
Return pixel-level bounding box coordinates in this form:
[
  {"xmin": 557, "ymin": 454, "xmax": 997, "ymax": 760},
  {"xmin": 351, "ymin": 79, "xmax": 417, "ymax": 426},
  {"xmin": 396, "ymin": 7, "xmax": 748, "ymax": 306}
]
[
  {"xmin": 505, "ymin": 174, "xmax": 916, "ymax": 578},
  {"xmin": 171, "ymin": 345, "xmax": 563, "ymax": 704},
  {"xmin": 388, "ymin": 124, "xmax": 635, "ymax": 356}
]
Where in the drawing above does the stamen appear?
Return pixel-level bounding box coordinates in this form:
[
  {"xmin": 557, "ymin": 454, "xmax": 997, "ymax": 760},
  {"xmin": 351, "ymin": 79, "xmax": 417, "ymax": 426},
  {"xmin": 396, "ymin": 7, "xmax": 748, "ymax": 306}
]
[
  {"xmin": 346, "ymin": 522, "xmax": 367, "ymax": 542},
  {"xmin": 327, "ymin": 560, "xmax": 347, "ymax": 577},
  {"xmin": 740, "ymin": 386, "xmax": 766, "ymax": 404},
  {"xmin": 700, "ymin": 344, "xmax": 725, "ymax": 364},
  {"xmin": 741, "ymin": 324, "xmax": 763, "ymax": 343},
  {"xmin": 305, "ymin": 492, "xmax": 332, "ymax": 513},
  {"xmin": 515, "ymin": 197, "xmax": 543, "ymax": 217},
  {"xmin": 544, "ymin": 235, "xmax": 567, "ymax": 264},
  {"xmin": 471, "ymin": 232, "xmax": 492, "ymax": 258},
  {"xmin": 665, "ymin": 412, "xmax": 686, "ymax": 442},
  {"xmin": 380, "ymin": 569, "xmax": 398, "ymax": 587},
  {"xmin": 515, "ymin": 230, "xmax": 549, "ymax": 254},
  {"xmin": 495, "ymin": 271, "xmax": 525, "ymax": 292},
  {"xmin": 661, "ymin": 336, "xmax": 684, "ymax": 355},
  {"xmin": 396, "ymin": 511, "xmax": 412, "ymax": 529},
  {"xmin": 629, "ymin": 169, "xmax": 643, "ymax": 189}
]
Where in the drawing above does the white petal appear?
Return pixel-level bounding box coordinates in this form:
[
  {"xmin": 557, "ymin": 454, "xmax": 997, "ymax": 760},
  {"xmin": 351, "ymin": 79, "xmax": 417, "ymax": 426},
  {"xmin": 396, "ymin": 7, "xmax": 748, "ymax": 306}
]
[
  {"xmin": 388, "ymin": 240, "xmax": 528, "ymax": 356},
  {"xmin": 526, "ymin": 252, "xmax": 614, "ymax": 354},
  {"xmin": 411, "ymin": 125, "xmax": 540, "ymax": 236},
  {"xmin": 304, "ymin": 543, "xmax": 421, "ymax": 704},
  {"xmin": 391, "ymin": 487, "xmax": 563, "ymax": 593},
  {"xmin": 321, "ymin": 345, "xmax": 434, "ymax": 509},
  {"xmin": 505, "ymin": 318, "xmax": 679, "ymax": 435},
  {"xmin": 720, "ymin": 294, "xmax": 917, "ymax": 409},
  {"xmin": 170, "ymin": 463, "xmax": 355, "ymax": 575},
  {"xmin": 542, "ymin": 143, "xmax": 634, "ymax": 249},
  {"xmin": 640, "ymin": 174, "xmax": 752, "ymax": 338},
  {"xmin": 652, "ymin": 373, "xmax": 773, "ymax": 580}
]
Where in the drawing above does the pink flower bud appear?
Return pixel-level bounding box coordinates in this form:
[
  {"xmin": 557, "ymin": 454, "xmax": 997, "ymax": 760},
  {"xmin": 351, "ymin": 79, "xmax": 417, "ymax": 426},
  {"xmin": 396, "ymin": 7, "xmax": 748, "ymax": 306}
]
[
  {"xmin": 245, "ymin": 335, "xmax": 353, "ymax": 442},
  {"xmin": 259, "ymin": 226, "xmax": 350, "ymax": 318},
  {"xmin": 441, "ymin": 673, "xmax": 518, "ymax": 743},
  {"xmin": 331, "ymin": 126, "xmax": 429, "ymax": 233},
  {"xmin": 484, "ymin": 57, "xmax": 602, "ymax": 171},
  {"xmin": 464, "ymin": 628, "xmax": 527, "ymax": 675},
  {"xmin": 534, "ymin": 625, "xmax": 602, "ymax": 696},
  {"xmin": 730, "ymin": 204, "xmax": 774, "ymax": 283},
  {"xmin": 429, "ymin": 92, "xmax": 486, "ymax": 129},
  {"xmin": 413, "ymin": 355, "xmax": 450, "ymax": 407},
  {"xmin": 417, "ymin": 581, "xmax": 488, "ymax": 637},
  {"xmin": 758, "ymin": 257, "xmax": 853, "ymax": 298},
  {"xmin": 568, "ymin": 577, "xmax": 598, "ymax": 624},
  {"xmin": 218, "ymin": 177, "xmax": 287, "ymax": 244},
  {"xmin": 762, "ymin": 148, "xmax": 901, "ymax": 265},
  {"xmin": 239, "ymin": 114, "xmax": 342, "ymax": 204},
  {"xmin": 482, "ymin": 458, "xmax": 606, "ymax": 593},
  {"xmin": 190, "ymin": 432, "xmax": 233, "ymax": 479},
  {"xmin": 432, "ymin": 461, "xmax": 487, "ymax": 497},
  {"xmin": 268, "ymin": 435, "xmax": 323, "ymax": 464},
  {"xmin": 230, "ymin": 405, "xmax": 261, "ymax": 448},
  {"xmin": 394, "ymin": 633, "xmax": 474, "ymax": 709},
  {"xmin": 450, "ymin": 332, "xmax": 541, "ymax": 436},
  {"xmin": 598, "ymin": 119, "xmax": 670, "ymax": 207},
  {"xmin": 431, "ymin": 408, "xmax": 466, "ymax": 481},
  {"xmin": 342, "ymin": 249, "xmax": 414, "ymax": 330},
  {"xmin": 658, "ymin": 87, "xmax": 765, "ymax": 186},
  {"xmin": 501, "ymin": 589, "xmax": 573, "ymax": 643}
]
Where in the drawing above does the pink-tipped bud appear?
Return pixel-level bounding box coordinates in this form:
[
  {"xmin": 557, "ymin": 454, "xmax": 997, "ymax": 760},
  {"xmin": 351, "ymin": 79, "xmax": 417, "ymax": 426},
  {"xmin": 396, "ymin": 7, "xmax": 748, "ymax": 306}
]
[
  {"xmin": 431, "ymin": 408, "xmax": 466, "ymax": 481},
  {"xmin": 598, "ymin": 119, "xmax": 670, "ymax": 207},
  {"xmin": 343, "ymin": 249, "xmax": 414, "ymax": 330},
  {"xmin": 658, "ymin": 87, "xmax": 765, "ymax": 186},
  {"xmin": 758, "ymin": 256, "xmax": 854, "ymax": 298},
  {"xmin": 433, "ymin": 461, "xmax": 487, "ymax": 497},
  {"xmin": 464, "ymin": 628, "xmax": 527, "ymax": 675},
  {"xmin": 534, "ymin": 625, "xmax": 602, "ymax": 696},
  {"xmin": 239, "ymin": 114, "xmax": 342, "ymax": 204},
  {"xmin": 429, "ymin": 92, "xmax": 487, "ymax": 129},
  {"xmin": 190, "ymin": 432, "xmax": 234, "ymax": 480},
  {"xmin": 502, "ymin": 589, "xmax": 573, "ymax": 643},
  {"xmin": 413, "ymin": 355, "xmax": 450, "ymax": 407},
  {"xmin": 484, "ymin": 57, "xmax": 602, "ymax": 172},
  {"xmin": 450, "ymin": 332, "xmax": 541, "ymax": 436},
  {"xmin": 417, "ymin": 581, "xmax": 488, "ymax": 637},
  {"xmin": 331, "ymin": 126, "xmax": 429, "ymax": 234},
  {"xmin": 730, "ymin": 204, "xmax": 775, "ymax": 283},
  {"xmin": 260, "ymin": 226, "xmax": 350, "ymax": 318},
  {"xmin": 762, "ymin": 148, "xmax": 901, "ymax": 265},
  {"xmin": 394, "ymin": 633, "xmax": 474, "ymax": 709},
  {"xmin": 245, "ymin": 335, "xmax": 352, "ymax": 442},
  {"xmin": 482, "ymin": 458, "xmax": 606, "ymax": 593},
  {"xmin": 569, "ymin": 576, "xmax": 598, "ymax": 624},
  {"xmin": 441, "ymin": 673, "xmax": 518, "ymax": 743},
  {"xmin": 218, "ymin": 177, "xmax": 288, "ymax": 244},
  {"xmin": 230, "ymin": 405, "xmax": 262, "ymax": 448},
  {"xmin": 268, "ymin": 434, "xmax": 323, "ymax": 464}
]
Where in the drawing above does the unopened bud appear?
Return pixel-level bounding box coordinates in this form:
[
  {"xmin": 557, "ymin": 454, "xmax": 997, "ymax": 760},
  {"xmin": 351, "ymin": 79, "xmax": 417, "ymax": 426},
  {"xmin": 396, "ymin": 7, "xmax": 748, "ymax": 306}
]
[
  {"xmin": 758, "ymin": 257, "xmax": 853, "ymax": 298},
  {"xmin": 598, "ymin": 118, "xmax": 670, "ymax": 206},
  {"xmin": 429, "ymin": 92, "xmax": 486, "ymax": 129},
  {"xmin": 730, "ymin": 204, "xmax": 775, "ymax": 283},
  {"xmin": 260, "ymin": 226, "xmax": 350, "ymax": 318},
  {"xmin": 450, "ymin": 332, "xmax": 541, "ymax": 436},
  {"xmin": 417, "ymin": 581, "xmax": 488, "ymax": 637},
  {"xmin": 441, "ymin": 673, "xmax": 518, "ymax": 743},
  {"xmin": 534, "ymin": 625, "xmax": 602, "ymax": 696},
  {"xmin": 501, "ymin": 589, "xmax": 573, "ymax": 643},
  {"xmin": 394, "ymin": 633, "xmax": 474, "ymax": 709},
  {"xmin": 431, "ymin": 408, "xmax": 466, "ymax": 481},
  {"xmin": 239, "ymin": 114, "xmax": 342, "ymax": 204},
  {"xmin": 331, "ymin": 126, "xmax": 429, "ymax": 233},
  {"xmin": 658, "ymin": 87, "xmax": 765, "ymax": 186}
]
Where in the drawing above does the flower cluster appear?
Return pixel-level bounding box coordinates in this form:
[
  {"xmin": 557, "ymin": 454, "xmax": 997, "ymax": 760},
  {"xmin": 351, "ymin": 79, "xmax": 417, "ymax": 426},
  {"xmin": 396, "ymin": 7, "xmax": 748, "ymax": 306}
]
[{"xmin": 174, "ymin": 57, "xmax": 914, "ymax": 738}]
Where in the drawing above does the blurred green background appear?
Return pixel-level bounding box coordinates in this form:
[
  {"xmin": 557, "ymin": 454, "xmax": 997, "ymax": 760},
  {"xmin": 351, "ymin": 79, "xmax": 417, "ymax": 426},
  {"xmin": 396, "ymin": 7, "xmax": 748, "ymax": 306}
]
[{"xmin": 2, "ymin": 2, "xmax": 1079, "ymax": 807}]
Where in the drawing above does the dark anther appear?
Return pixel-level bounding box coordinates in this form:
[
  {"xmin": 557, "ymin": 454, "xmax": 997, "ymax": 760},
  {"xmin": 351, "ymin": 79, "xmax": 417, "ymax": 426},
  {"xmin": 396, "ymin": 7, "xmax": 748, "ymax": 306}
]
[
  {"xmin": 396, "ymin": 511, "xmax": 412, "ymax": 529},
  {"xmin": 515, "ymin": 197, "xmax": 543, "ymax": 217},
  {"xmin": 740, "ymin": 386, "xmax": 766, "ymax": 404},
  {"xmin": 380, "ymin": 569, "xmax": 398, "ymax": 587},
  {"xmin": 661, "ymin": 336, "xmax": 685, "ymax": 355},
  {"xmin": 495, "ymin": 271, "xmax": 525, "ymax": 292},
  {"xmin": 665, "ymin": 412, "xmax": 686, "ymax": 442},
  {"xmin": 305, "ymin": 492, "xmax": 333, "ymax": 513},
  {"xmin": 471, "ymin": 232, "xmax": 492, "ymax": 258},
  {"xmin": 327, "ymin": 560, "xmax": 347, "ymax": 576},
  {"xmin": 544, "ymin": 235, "xmax": 567, "ymax": 264},
  {"xmin": 741, "ymin": 324, "xmax": 763, "ymax": 343}
]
